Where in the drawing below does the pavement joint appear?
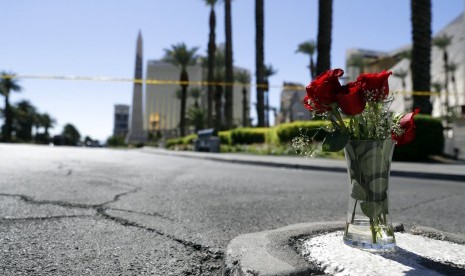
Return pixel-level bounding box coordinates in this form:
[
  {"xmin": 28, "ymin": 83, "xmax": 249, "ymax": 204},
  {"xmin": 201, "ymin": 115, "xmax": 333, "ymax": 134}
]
[{"xmin": 108, "ymin": 207, "xmax": 176, "ymax": 222}]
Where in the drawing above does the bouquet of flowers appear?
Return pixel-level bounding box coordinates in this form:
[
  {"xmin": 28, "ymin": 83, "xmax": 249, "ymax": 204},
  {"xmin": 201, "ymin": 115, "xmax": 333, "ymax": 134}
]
[
  {"xmin": 301, "ymin": 68, "xmax": 418, "ymax": 151},
  {"xmin": 300, "ymin": 68, "xmax": 419, "ymax": 249}
]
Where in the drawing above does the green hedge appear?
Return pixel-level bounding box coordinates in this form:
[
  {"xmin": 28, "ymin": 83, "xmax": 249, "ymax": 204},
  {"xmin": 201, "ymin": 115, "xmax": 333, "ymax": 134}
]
[
  {"xmin": 219, "ymin": 131, "xmax": 232, "ymax": 145},
  {"xmin": 393, "ymin": 115, "xmax": 444, "ymax": 161},
  {"xmin": 230, "ymin": 128, "xmax": 269, "ymax": 144},
  {"xmin": 275, "ymin": 120, "xmax": 329, "ymax": 143}
]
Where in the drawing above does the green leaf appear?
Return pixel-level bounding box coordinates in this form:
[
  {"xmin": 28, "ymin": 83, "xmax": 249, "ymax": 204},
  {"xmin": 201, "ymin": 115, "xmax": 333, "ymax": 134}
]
[
  {"xmin": 369, "ymin": 178, "xmax": 388, "ymax": 193},
  {"xmin": 322, "ymin": 131, "xmax": 349, "ymax": 152},
  {"xmin": 381, "ymin": 199, "xmax": 389, "ymax": 215},
  {"xmin": 351, "ymin": 179, "xmax": 366, "ymax": 200},
  {"xmin": 360, "ymin": 202, "xmax": 382, "ymax": 218}
]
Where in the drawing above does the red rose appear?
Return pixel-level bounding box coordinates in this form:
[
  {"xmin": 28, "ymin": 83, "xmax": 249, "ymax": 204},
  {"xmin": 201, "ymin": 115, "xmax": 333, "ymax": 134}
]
[
  {"xmin": 304, "ymin": 69, "xmax": 344, "ymax": 113},
  {"xmin": 392, "ymin": 109, "xmax": 420, "ymax": 145},
  {"xmin": 336, "ymin": 81, "xmax": 366, "ymax": 115},
  {"xmin": 357, "ymin": 71, "xmax": 392, "ymax": 101}
]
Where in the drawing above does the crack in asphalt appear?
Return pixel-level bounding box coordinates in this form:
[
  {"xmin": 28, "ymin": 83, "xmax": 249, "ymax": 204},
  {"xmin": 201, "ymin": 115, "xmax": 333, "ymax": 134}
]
[
  {"xmin": 0, "ymin": 214, "xmax": 94, "ymax": 221},
  {"xmin": 0, "ymin": 189, "xmax": 223, "ymax": 262},
  {"xmin": 396, "ymin": 192, "xmax": 465, "ymax": 212},
  {"xmin": 97, "ymin": 208, "xmax": 224, "ymax": 260},
  {"xmin": 108, "ymin": 207, "xmax": 176, "ymax": 222}
]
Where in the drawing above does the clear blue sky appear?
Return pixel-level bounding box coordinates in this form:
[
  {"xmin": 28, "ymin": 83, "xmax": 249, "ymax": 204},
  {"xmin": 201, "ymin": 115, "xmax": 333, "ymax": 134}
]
[{"xmin": 2, "ymin": 0, "xmax": 463, "ymax": 141}]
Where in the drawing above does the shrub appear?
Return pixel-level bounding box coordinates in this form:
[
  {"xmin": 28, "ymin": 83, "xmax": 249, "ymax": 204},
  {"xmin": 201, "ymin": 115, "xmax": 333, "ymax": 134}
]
[
  {"xmin": 393, "ymin": 115, "xmax": 444, "ymax": 161},
  {"xmin": 275, "ymin": 120, "xmax": 329, "ymax": 143},
  {"xmin": 219, "ymin": 131, "xmax": 232, "ymax": 145},
  {"xmin": 106, "ymin": 136, "xmax": 126, "ymax": 147},
  {"xmin": 230, "ymin": 128, "xmax": 269, "ymax": 144}
]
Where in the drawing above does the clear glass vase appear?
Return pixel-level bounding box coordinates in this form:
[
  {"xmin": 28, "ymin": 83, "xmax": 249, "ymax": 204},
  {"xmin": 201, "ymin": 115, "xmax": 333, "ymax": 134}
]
[{"xmin": 343, "ymin": 140, "xmax": 396, "ymax": 251}]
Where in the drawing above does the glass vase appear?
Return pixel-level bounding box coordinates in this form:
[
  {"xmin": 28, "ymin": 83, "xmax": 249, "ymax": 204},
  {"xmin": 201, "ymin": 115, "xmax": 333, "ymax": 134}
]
[{"xmin": 343, "ymin": 139, "xmax": 396, "ymax": 251}]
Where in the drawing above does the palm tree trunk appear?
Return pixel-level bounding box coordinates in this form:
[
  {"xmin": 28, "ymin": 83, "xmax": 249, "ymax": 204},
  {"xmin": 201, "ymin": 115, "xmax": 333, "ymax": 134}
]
[
  {"xmin": 255, "ymin": 0, "xmax": 265, "ymax": 127},
  {"xmin": 207, "ymin": 6, "xmax": 216, "ymax": 128},
  {"xmin": 443, "ymin": 51, "xmax": 450, "ymax": 120},
  {"xmin": 180, "ymin": 70, "xmax": 188, "ymax": 137},
  {"xmin": 242, "ymin": 87, "xmax": 247, "ymax": 127},
  {"xmin": 410, "ymin": 0, "xmax": 432, "ymax": 114},
  {"xmin": 215, "ymin": 84, "xmax": 223, "ymax": 130},
  {"xmin": 4, "ymin": 94, "xmax": 12, "ymax": 142},
  {"xmin": 225, "ymin": 0, "xmax": 234, "ymax": 129},
  {"xmin": 316, "ymin": 0, "xmax": 333, "ymax": 75}
]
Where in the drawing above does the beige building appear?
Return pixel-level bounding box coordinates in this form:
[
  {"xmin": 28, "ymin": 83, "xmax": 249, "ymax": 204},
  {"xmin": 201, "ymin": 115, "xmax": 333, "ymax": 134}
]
[{"xmin": 144, "ymin": 60, "xmax": 250, "ymax": 137}]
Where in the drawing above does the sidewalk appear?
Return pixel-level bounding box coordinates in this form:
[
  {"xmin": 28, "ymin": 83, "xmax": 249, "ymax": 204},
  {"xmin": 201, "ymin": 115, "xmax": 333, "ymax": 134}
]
[{"xmin": 141, "ymin": 147, "xmax": 465, "ymax": 182}]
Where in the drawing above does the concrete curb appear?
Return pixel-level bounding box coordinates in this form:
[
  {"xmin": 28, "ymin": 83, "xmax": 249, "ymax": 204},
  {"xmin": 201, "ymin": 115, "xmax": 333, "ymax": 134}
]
[
  {"xmin": 223, "ymin": 222, "xmax": 344, "ymax": 276},
  {"xmin": 222, "ymin": 222, "xmax": 465, "ymax": 276},
  {"xmin": 140, "ymin": 148, "xmax": 465, "ymax": 182}
]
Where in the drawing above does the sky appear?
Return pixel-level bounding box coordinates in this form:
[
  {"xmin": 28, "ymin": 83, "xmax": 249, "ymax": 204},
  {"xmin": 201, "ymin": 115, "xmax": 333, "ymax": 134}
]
[{"xmin": 2, "ymin": 0, "xmax": 464, "ymax": 142}]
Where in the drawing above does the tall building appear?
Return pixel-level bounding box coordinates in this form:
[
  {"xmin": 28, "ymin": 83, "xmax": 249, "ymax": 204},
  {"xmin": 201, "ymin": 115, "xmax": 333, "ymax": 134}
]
[
  {"xmin": 144, "ymin": 59, "xmax": 250, "ymax": 137},
  {"xmin": 277, "ymin": 82, "xmax": 311, "ymax": 124},
  {"xmin": 126, "ymin": 31, "xmax": 147, "ymax": 144},
  {"xmin": 113, "ymin": 104, "xmax": 129, "ymax": 137}
]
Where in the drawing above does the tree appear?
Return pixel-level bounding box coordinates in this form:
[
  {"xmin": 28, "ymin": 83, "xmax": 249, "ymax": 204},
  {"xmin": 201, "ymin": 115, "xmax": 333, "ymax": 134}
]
[
  {"xmin": 316, "ymin": 0, "xmax": 333, "ymax": 75},
  {"xmin": 224, "ymin": 0, "xmax": 234, "ymax": 129},
  {"xmin": 296, "ymin": 40, "xmax": 316, "ymax": 80},
  {"xmin": 433, "ymin": 34, "xmax": 453, "ymax": 118},
  {"xmin": 431, "ymin": 81, "xmax": 444, "ymax": 117},
  {"xmin": 264, "ymin": 64, "xmax": 277, "ymax": 127},
  {"xmin": 38, "ymin": 113, "xmax": 56, "ymax": 138},
  {"xmin": 255, "ymin": 0, "xmax": 265, "ymax": 127},
  {"xmin": 35, "ymin": 112, "xmax": 56, "ymax": 144},
  {"xmin": 204, "ymin": 0, "xmax": 217, "ymax": 128},
  {"xmin": 235, "ymin": 70, "xmax": 251, "ymax": 127},
  {"xmin": 214, "ymin": 46, "xmax": 226, "ymax": 130},
  {"xmin": 187, "ymin": 106, "xmax": 206, "ymax": 132},
  {"xmin": 164, "ymin": 43, "xmax": 199, "ymax": 137},
  {"xmin": 14, "ymin": 100, "xmax": 36, "ymax": 142},
  {"xmin": 190, "ymin": 87, "xmax": 202, "ymax": 108},
  {"xmin": 0, "ymin": 72, "xmax": 21, "ymax": 142},
  {"xmin": 410, "ymin": 0, "xmax": 432, "ymax": 114},
  {"xmin": 62, "ymin": 123, "xmax": 81, "ymax": 146}
]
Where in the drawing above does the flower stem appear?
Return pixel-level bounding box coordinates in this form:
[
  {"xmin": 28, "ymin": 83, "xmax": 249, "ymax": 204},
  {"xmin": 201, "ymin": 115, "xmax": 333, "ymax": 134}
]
[
  {"xmin": 351, "ymin": 200, "xmax": 357, "ymax": 223},
  {"xmin": 370, "ymin": 218, "xmax": 377, "ymax": 244}
]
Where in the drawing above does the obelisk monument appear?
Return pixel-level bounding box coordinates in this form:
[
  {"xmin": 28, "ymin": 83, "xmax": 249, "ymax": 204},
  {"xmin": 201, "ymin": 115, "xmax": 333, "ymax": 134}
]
[{"xmin": 126, "ymin": 31, "xmax": 147, "ymax": 144}]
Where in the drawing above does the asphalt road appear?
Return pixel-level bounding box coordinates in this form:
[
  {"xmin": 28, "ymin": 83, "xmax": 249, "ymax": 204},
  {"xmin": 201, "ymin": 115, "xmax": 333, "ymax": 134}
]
[{"xmin": 1, "ymin": 144, "xmax": 464, "ymax": 275}]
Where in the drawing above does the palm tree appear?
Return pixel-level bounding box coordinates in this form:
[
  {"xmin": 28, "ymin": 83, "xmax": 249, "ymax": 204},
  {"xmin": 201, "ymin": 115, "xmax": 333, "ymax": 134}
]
[
  {"xmin": 393, "ymin": 69, "xmax": 410, "ymax": 111},
  {"xmin": 410, "ymin": 0, "xmax": 432, "ymax": 114},
  {"xmin": 0, "ymin": 72, "xmax": 22, "ymax": 142},
  {"xmin": 316, "ymin": 0, "xmax": 333, "ymax": 75},
  {"xmin": 164, "ymin": 43, "xmax": 199, "ymax": 136},
  {"xmin": 187, "ymin": 106, "xmax": 206, "ymax": 132},
  {"xmin": 255, "ymin": 0, "xmax": 265, "ymax": 127},
  {"xmin": 214, "ymin": 46, "xmax": 226, "ymax": 130},
  {"xmin": 433, "ymin": 34, "xmax": 453, "ymax": 118},
  {"xmin": 296, "ymin": 40, "xmax": 316, "ymax": 80},
  {"xmin": 15, "ymin": 100, "xmax": 36, "ymax": 142},
  {"xmin": 204, "ymin": 0, "xmax": 217, "ymax": 128},
  {"xmin": 38, "ymin": 112, "xmax": 56, "ymax": 138},
  {"xmin": 224, "ymin": 0, "xmax": 234, "ymax": 129},
  {"xmin": 235, "ymin": 70, "xmax": 251, "ymax": 127},
  {"xmin": 264, "ymin": 64, "xmax": 277, "ymax": 127},
  {"xmin": 190, "ymin": 87, "xmax": 202, "ymax": 108}
]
